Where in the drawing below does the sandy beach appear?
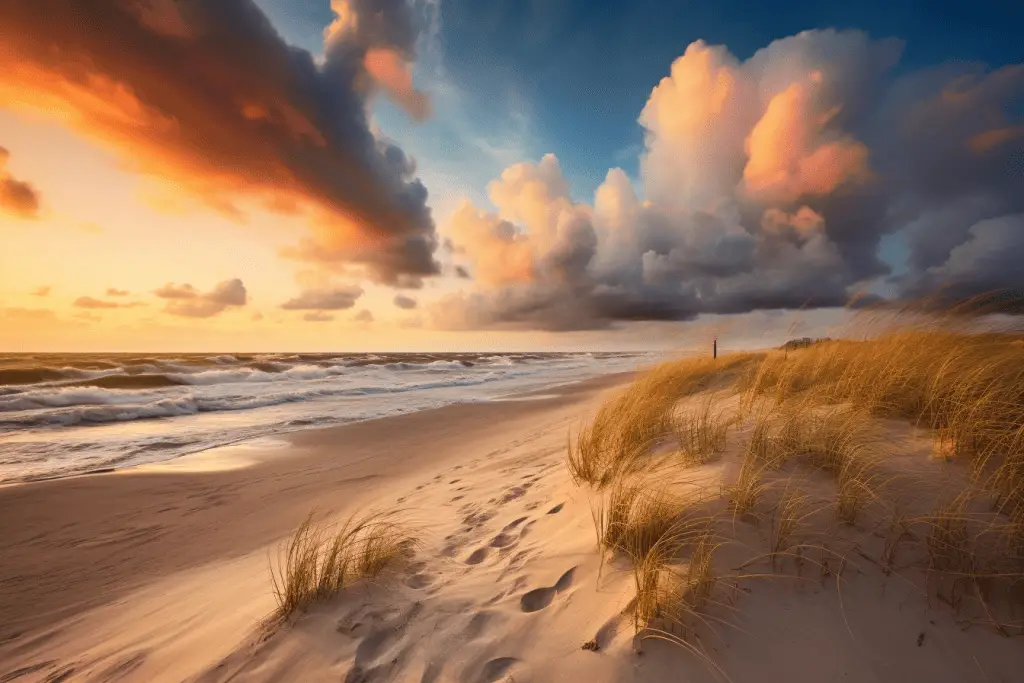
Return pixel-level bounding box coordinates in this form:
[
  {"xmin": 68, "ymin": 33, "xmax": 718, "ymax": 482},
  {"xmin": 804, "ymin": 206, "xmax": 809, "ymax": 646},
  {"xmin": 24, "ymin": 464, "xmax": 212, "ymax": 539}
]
[
  {"xmin": 4, "ymin": 346, "xmax": 1024, "ymax": 683},
  {"xmin": 0, "ymin": 373, "xmax": 632, "ymax": 682}
]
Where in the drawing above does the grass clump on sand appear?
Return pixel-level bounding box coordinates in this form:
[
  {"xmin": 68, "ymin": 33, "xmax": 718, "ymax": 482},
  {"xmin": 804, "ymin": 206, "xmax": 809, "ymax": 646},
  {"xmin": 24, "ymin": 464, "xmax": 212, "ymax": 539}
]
[
  {"xmin": 569, "ymin": 354, "xmax": 759, "ymax": 488},
  {"xmin": 673, "ymin": 396, "xmax": 732, "ymax": 466},
  {"xmin": 270, "ymin": 510, "xmax": 413, "ymax": 619}
]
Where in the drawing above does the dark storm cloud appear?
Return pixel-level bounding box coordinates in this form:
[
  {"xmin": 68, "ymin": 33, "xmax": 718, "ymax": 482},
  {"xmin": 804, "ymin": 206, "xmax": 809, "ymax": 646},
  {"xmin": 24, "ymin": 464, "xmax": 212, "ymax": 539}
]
[{"xmin": 0, "ymin": 0, "xmax": 438, "ymax": 282}]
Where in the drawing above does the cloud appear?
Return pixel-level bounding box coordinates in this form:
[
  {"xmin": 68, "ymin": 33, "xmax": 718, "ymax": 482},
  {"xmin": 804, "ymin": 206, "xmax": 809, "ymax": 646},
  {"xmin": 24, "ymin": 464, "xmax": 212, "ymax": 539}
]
[
  {"xmin": 281, "ymin": 285, "xmax": 364, "ymax": 310},
  {"xmin": 354, "ymin": 309, "xmax": 374, "ymax": 322},
  {"xmin": 303, "ymin": 311, "xmax": 334, "ymax": 322},
  {"xmin": 105, "ymin": 288, "xmax": 130, "ymax": 296},
  {"xmin": 0, "ymin": 0, "xmax": 438, "ymax": 283},
  {"xmin": 393, "ymin": 294, "xmax": 418, "ymax": 309},
  {"xmin": 154, "ymin": 278, "xmax": 247, "ymax": 318},
  {"xmin": 73, "ymin": 296, "xmax": 148, "ymax": 309},
  {"xmin": 73, "ymin": 296, "xmax": 120, "ymax": 310},
  {"xmin": 0, "ymin": 306, "xmax": 56, "ymax": 321},
  {"xmin": 0, "ymin": 146, "xmax": 41, "ymax": 219},
  {"xmin": 438, "ymin": 30, "xmax": 1024, "ymax": 329},
  {"xmin": 895, "ymin": 213, "xmax": 1024, "ymax": 308},
  {"xmin": 153, "ymin": 283, "xmax": 199, "ymax": 299},
  {"xmin": 30, "ymin": 285, "xmax": 50, "ymax": 297}
]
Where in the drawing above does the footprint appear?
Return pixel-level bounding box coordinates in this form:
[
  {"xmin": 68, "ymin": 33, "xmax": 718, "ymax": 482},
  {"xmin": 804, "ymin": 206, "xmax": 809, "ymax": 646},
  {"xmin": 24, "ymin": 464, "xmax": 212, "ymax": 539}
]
[
  {"xmin": 554, "ymin": 567, "xmax": 575, "ymax": 591},
  {"xmin": 519, "ymin": 520, "xmax": 536, "ymax": 539},
  {"xmin": 478, "ymin": 657, "xmax": 519, "ymax": 683},
  {"xmin": 451, "ymin": 495, "xmax": 464, "ymax": 502},
  {"xmin": 489, "ymin": 532, "xmax": 516, "ymax": 548},
  {"xmin": 463, "ymin": 611, "xmax": 493, "ymax": 641},
  {"xmin": 406, "ymin": 573, "xmax": 435, "ymax": 589},
  {"xmin": 500, "ymin": 486, "xmax": 527, "ymax": 503},
  {"xmin": 465, "ymin": 547, "xmax": 490, "ymax": 565},
  {"xmin": 520, "ymin": 586, "xmax": 555, "ymax": 613},
  {"xmin": 547, "ymin": 503, "xmax": 564, "ymax": 514},
  {"xmin": 519, "ymin": 567, "xmax": 576, "ymax": 613},
  {"xmin": 503, "ymin": 516, "xmax": 528, "ymax": 531},
  {"xmin": 449, "ymin": 479, "xmax": 461, "ymax": 484}
]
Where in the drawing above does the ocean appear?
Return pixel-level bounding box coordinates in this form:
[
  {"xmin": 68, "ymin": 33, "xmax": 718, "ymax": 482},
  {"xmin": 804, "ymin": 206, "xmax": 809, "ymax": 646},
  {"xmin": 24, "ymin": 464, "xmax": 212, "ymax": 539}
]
[{"xmin": 0, "ymin": 351, "xmax": 649, "ymax": 484}]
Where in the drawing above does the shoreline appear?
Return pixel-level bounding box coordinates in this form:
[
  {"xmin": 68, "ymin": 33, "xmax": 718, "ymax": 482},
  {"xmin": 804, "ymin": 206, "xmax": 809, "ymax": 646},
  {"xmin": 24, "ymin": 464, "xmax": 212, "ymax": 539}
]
[
  {"xmin": 0, "ymin": 362, "xmax": 651, "ymax": 485},
  {"xmin": 0, "ymin": 371, "xmax": 633, "ymax": 647}
]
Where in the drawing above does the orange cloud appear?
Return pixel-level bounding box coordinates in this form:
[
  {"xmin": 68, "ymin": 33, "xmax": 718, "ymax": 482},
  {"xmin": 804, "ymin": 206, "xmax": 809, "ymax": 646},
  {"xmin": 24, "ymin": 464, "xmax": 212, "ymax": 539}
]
[
  {"xmin": 364, "ymin": 48, "xmax": 431, "ymax": 121},
  {"xmin": 0, "ymin": 0, "xmax": 437, "ymax": 281},
  {"xmin": 743, "ymin": 81, "xmax": 871, "ymax": 202},
  {"xmin": 0, "ymin": 145, "xmax": 41, "ymax": 219},
  {"xmin": 969, "ymin": 125, "xmax": 1024, "ymax": 154},
  {"xmin": 73, "ymin": 296, "xmax": 147, "ymax": 310},
  {"xmin": 447, "ymin": 201, "xmax": 536, "ymax": 286}
]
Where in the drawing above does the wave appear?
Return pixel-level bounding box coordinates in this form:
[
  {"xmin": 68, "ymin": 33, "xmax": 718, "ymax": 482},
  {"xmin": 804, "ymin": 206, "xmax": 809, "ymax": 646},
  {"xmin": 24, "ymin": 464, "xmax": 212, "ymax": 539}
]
[
  {"xmin": 0, "ymin": 371, "xmax": 517, "ymax": 427},
  {"xmin": 64, "ymin": 374, "xmax": 188, "ymax": 389},
  {"xmin": 0, "ymin": 368, "xmax": 67, "ymax": 385}
]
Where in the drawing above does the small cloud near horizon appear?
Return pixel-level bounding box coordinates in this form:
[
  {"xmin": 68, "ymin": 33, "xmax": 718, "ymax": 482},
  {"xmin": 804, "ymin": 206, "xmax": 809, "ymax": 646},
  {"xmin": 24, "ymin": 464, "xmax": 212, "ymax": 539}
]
[
  {"xmin": 73, "ymin": 296, "xmax": 148, "ymax": 310},
  {"xmin": 154, "ymin": 278, "xmax": 248, "ymax": 318}
]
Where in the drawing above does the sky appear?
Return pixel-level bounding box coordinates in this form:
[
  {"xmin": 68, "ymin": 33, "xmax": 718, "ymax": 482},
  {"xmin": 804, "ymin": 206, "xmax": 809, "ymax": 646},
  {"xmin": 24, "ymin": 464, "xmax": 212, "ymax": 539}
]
[{"xmin": 0, "ymin": 0, "xmax": 1022, "ymax": 352}]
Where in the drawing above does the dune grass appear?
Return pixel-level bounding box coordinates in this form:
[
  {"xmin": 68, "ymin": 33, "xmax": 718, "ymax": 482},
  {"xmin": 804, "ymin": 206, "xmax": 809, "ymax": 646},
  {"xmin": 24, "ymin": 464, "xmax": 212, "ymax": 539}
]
[
  {"xmin": 568, "ymin": 354, "xmax": 760, "ymax": 488},
  {"xmin": 672, "ymin": 395, "xmax": 731, "ymax": 466},
  {"xmin": 270, "ymin": 510, "xmax": 413, "ymax": 620},
  {"xmin": 769, "ymin": 487, "xmax": 809, "ymax": 570},
  {"xmin": 570, "ymin": 303, "xmax": 1024, "ymax": 651}
]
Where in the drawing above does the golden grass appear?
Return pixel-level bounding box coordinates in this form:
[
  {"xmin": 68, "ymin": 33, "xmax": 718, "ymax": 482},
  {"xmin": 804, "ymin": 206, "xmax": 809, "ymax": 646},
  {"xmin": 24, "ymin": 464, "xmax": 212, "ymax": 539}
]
[
  {"xmin": 569, "ymin": 354, "xmax": 760, "ymax": 488},
  {"xmin": 270, "ymin": 509, "xmax": 413, "ymax": 619},
  {"xmin": 592, "ymin": 480, "xmax": 681, "ymax": 560},
  {"xmin": 569, "ymin": 304, "xmax": 1024, "ymax": 645},
  {"xmin": 729, "ymin": 449, "xmax": 766, "ymax": 518},
  {"xmin": 769, "ymin": 487, "xmax": 808, "ymax": 570},
  {"xmin": 673, "ymin": 395, "xmax": 731, "ymax": 466},
  {"xmin": 630, "ymin": 515, "xmax": 719, "ymax": 628}
]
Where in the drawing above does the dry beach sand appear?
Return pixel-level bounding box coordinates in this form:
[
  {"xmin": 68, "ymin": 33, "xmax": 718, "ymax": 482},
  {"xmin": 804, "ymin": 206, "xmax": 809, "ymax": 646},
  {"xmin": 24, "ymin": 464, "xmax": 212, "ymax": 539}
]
[{"xmin": 1, "ymin": 364, "xmax": 1023, "ymax": 682}]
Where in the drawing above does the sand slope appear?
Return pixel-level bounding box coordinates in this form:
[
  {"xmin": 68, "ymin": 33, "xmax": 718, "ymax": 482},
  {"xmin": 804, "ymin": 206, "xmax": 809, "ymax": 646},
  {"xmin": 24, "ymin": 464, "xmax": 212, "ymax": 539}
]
[{"xmin": 191, "ymin": 416, "xmax": 1023, "ymax": 683}]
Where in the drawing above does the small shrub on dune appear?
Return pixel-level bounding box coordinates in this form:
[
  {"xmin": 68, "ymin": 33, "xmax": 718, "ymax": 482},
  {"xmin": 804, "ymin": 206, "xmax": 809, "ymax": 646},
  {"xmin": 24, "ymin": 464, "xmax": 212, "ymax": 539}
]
[{"xmin": 270, "ymin": 510, "xmax": 413, "ymax": 619}]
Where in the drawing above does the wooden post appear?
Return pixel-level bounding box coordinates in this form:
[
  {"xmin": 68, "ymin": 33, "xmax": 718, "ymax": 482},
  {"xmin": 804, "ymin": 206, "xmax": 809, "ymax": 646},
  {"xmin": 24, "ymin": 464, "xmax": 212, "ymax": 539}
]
[{"xmin": 713, "ymin": 337, "xmax": 717, "ymax": 359}]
